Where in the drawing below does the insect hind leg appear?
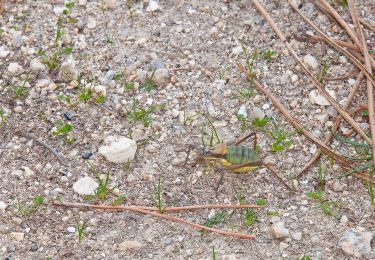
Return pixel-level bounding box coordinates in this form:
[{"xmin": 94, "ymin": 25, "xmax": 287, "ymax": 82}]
[{"xmin": 234, "ymin": 132, "xmax": 257, "ymax": 147}]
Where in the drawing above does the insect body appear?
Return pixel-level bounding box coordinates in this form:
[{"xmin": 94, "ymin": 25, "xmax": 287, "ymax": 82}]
[{"xmin": 199, "ymin": 143, "xmax": 262, "ymax": 173}]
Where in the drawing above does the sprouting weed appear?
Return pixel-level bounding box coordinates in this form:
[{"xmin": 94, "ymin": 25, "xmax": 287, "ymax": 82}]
[
  {"xmin": 204, "ymin": 212, "xmax": 225, "ymax": 227},
  {"xmin": 52, "ymin": 120, "xmax": 76, "ymax": 143},
  {"xmin": 0, "ymin": 108, "xmax": 8, "ymax": 127},
  {"xmin": 124, "ymin": 98, "xmax": 157, "ymax": 127},
  {"xmin": 11, "ymin": 71, "xmax": 30, "ymax": 100},
  {"xmin": 14, "ymin": 196, "xmax": 44, "ymax": 217},
  {"xmin": 236, "ymin": 114, "xmax": 248, "ymax": 132},
  {"xmin": 142, "ymin": 68, "xmax": 157, "ymax": 92}
]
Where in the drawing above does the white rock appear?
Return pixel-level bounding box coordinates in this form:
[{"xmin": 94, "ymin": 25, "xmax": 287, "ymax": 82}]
[
  {"xmin": 347, "ymin": 78, "xmax": 356, "ymax": 86},
  {"xmin": 231, "ymin": 46, "xmax": 243, "ymax": 56},
  {"xmin": 53, "ymin": 6, "xmax": 65, "ymax": 15},
  {"xmin": 103, "ymin": 0, "xmax": 116, "ymax": 9},
  {"xmin": 303, "ymin": 54, "xmax": 319, "ymax": 70},
  {"xmin": 340, "ymin": 215, "xmax": 349, "ymax": 224},
  {"xmin": 309, "ymin": 89, "xmax": 336, "ymax": 106},
  {"xmin": 87, "ymin": 17, "xmax": 97, "ymax": 29},
  {"xmin": 146, "ymin": 0, "xmax": 161, "ymax": 12},
  {"xmin": 10, "ymin": 232, "xmax": 24, "ymax": 242},
  {"xmin": 270, "ymin": 222, "xmax": 290, "ymax": 238},
  {"xmin": 13, "ymin": 106, "xmax": 23, "ymax": 113},
  {"xmin": 67, "ymin": 226, "xmax": 76, "ymax": 233},
  {"xmin": 252, "ymin": 107, "xmax": 265, "ymax": 119},
  {"xmin": 73, "ymin": 177, "xmax": 98, "ymax": 195},
  {"xmin": 8, "ymin": 62, "xmax": 23, "ymax": 75},
  {"xmin": 78, "ymin": 0, "xmax": 87, "ymax": 5},
  {"xmin": 339, "ymin": 229, "xmax": 374, "ymax": 258},
  {"xmin": 291, "ymin": 74, "xmax": 298, "ymax": 83},
  {"xmin": 292, "ymin": 231, "xmax": 303, "ymax": 241},
  {"xmin": 237, "ymin": 105, "xmax": 247, "ymax": 118},
  {"xmin": 118, "ymin": 240, "xmax": 145, "ymax": 251},
  {"xmin": 0, "ymin": 46, "xmax": 10, "ymax": 58},
  {"xmin": 262, "ymin": 103, "xmax": 270, "ymax": 110},
  {"xmin": 154, "ymin": 68, "xmax": 170, "ymax": 85},
  {"xmin": 35, "ymin": 79, "xmax": 50, "ymax": 88},
  {"xmin": 98, "ymin": 136, "xmax": 137, "ymax": 163},
  {"xmin": 279, "ymin": 242, "xmax": 289, "ymax": 250},
  {"xmin": 59, "ymin": 55, "xmax": 77, "ymax": 82},
  {"xmin": 0, "ymin": 201, "xmax": 7, "ymax": 210},
  {"xmin": 94, "ymin": 85, "xmax": 107, "ymax": 97},
  {"xmin": 30, "ymin": 58, "xmax": 46, "ymax": 72}
]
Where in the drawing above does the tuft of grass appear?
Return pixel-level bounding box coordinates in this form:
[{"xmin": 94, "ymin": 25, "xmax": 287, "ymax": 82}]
[
  {"xmin": 236, "ymin": 114, "xmax": 248, "ymax": 133},
  {"xmin": 111, "ymin": 194, "xmax": 126, "ymax": 206},
  {"xmin": 52, "ymin": 120, "xmax": 75, "ymax": 143},
  {"xmin": 126, "ymin": 0, "xmax": 136, "ymax": 18},
  {"xmin": 14, "ymin": 196, "xmax": 44, "ymax": 217},
  {"xmin": 124, "ymin": 98, "xmax": 157, "ymax": 127},
  {"xmin": 0, "ymin": 108, "xmax": 7, "ymax": 127},
  {"xmin": 75, "ymin": 218, "xmax": 88, "ymax": 243},
  {"xmin": 252, "ymin": 117, "xmax": 270, "ymax": 128},
  {"xmin": 212, "ymin": 246, "xmax": 217, "ymax": 260},
  {"xmin": 305, "ymin": 191, "xmax": 340, "ymax": 217},
  {"xmin": 11, "ymin": 71, "xmax": 30, "ymax": 100},
  {"xmin": 268, "ymin": 120, "xmax": 295, "ymax": 153},
  {"xmin": 204, "ymin": 212, "xmax": 225, "ymax": 227},
  {"xmin": 155, "ymin": 176, "xmax": 165, "ymax": 214},
  {"xmin": 305, "ymin": 191, "xmax": 324, "ymax": 201},
  {"xmin": 365, "ymin": 167, "xmax": 374, "ymax": 208},
  {"xmin": 316, "ymin": 158, "xmax": 333, "ymax": 190},
  {"xmin": 54, "ymin": 1, "xmax": 75, "ymax": 46},
  {"xmin": 142, "ymin": 68, "xmax": 157, "ymax": 92},
  {"xmin": 95, "ymin": 170, "xmax": 111, "ymax": 202}
]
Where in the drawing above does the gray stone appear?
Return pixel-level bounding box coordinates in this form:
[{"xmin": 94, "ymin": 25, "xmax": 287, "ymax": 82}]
[
  {"xmin": 309, "ymin": 89, "xmax": 336, "ymax": 106},
  {"xmin": 339, "ymin": 229, "xmax": 374, "ymax": 258},
  {"xmin": 118, "ymin": 240, "xmax": 145, "ymax": 251},
  {"xmin": 59, "ymin": 56, "xmax": 77, "ymax": 82},
  {"xmin": 303, "ymin": 54, "xmax": 319, "ymax": 70},
  {"xmin": 73, "ymin": 177, "xmax": 98, "ymax": 195},
  {"xmin": 292, "ymin": 231, "xmax": 303, "ymax": 241},
  {"xmin": 10, "ymin": 232, "xmax": 24, "ymax": 242},
  {"xmin": 8, "ymin": 62, "xmax": 23, "ymax": 75},
  {"xmin": 30, "ymin": 58, "xmax": 46, "ymax": 72},
  {"xmin": 154, "ymin": 68, "xmax": 170, "ymax": 86}
]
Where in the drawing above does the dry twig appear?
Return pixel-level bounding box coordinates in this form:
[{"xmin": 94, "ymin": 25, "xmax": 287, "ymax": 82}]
[
  {"xmin": 16, "ymin": 129, "xmax": 69, "ymax": 167},
  {"xmin": 49, "ymin": 201, "xmax": 257, "ymax": 239}
]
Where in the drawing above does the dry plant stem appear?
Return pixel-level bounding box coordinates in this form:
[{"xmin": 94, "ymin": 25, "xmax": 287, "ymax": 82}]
[
  {"xmin": 325, "ymin": 68, "xmax": 358, "ymax": 81},
  {"xmin": 302, "ymin": 34, "xmax": 360, "ymax": 52},
  {"xmin": 263, "ymin": 164, "xmax": 294, "ymax": 191},
  {"xmin": 50, "ymin": 201, "xmax": 256, "ymax": 239},
  {"xmin": 239, "ymin": 64, "xmax": 345, "ymax": 164},
  {"xmin": 251, "ymin": 0, "xmax": 371, "ymax": 146},
  {"xmin": 288, "ymin": 0, "xmax": 375, "ymax": 89},
  {"xmin": 297, "ymin": 72, "xmax": 364, "ymax": 179},
  {"xmin": 313, "ymin": 0, "xmax": 375, "ymax": 71},
  {"xmin": 16, "ymin": 130, "xmax": 69, "ymax": 167},
  {"xmin": 348, "ymin": 0, "xmax": 375, "ymax": 168}
]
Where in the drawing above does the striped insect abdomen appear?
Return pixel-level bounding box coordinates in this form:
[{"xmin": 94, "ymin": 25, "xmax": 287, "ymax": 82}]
[{"xmin": 225, "ymin": 145, "xmax": 261, "ymax": 165}]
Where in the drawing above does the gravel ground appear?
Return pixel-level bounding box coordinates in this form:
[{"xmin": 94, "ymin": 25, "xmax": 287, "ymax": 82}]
[{"xmin": 1, "ymin": 0, "xmax": 375, "ymax": 259}]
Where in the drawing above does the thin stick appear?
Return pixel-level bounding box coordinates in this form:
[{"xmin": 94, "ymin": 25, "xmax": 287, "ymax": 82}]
[
  {"xmin": 296, "ymin": 34, "xmax": 360, "ymax": 52},
  {"xmin": 16, "ymin": 129, "xmax": 69, "ymax": 166},
  {"xmin": 239, "ymin": 64, "xmax": 346, "ymax": 164},
  {"xmin": 49, "ymin": 201, "xmax": 256, "ymax": 239},
  {"xmin": 325, "ymin": 68, "xmax": 358, "ymax": 82},
  {"xmin": 263, "ymin": 164, "xmax": 294, "ymax": 191},
  {"xmin": 297, "ymin": 72, "xmax": 365, "ymax": 178},
  {"xmin": 348, "ymin": 0, "xmax": 375, "ymax": 169},
  {"xmin": 250, "ymin": 0, "xmax": 371, "ymax": 146},
  {"xmin": 360, "ymin": 19, "xmax": 375, "ymax": 34}
]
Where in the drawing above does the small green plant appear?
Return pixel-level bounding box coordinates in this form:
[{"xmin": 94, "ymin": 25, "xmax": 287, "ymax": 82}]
[
  {"xmin": 95, "ymin": 170, "xmax": 111, "ymax": 202},
  {"xmin": 236, "ymin": 114, "xmax": 248, "ymax": 132},
  {"xmin": 204, "ymin": 212, "xmax": 225, "ymax": 227},
  {"xmin": 58, "ymin": 95, "xmax": 74, "ymax": 106},
  {"xmin": 126, "ymin": 0, "xmax": 135, "ymax": 18},
  {"xmin": 305, "ymin": 191, "xmax": 340, "ymax": 217},
  {"xmin": 124, "ymin": 98, "xmax": 157, "ymax": 127},
  {"xmin": 55, "ymin": 1, "xmax": 75, "ymax": 46},
  {"xmin": 124, "ymin": 82, "xmax": 135, "ymax": 91},
  {"xmin": 262, "ymin": 49, "xmax": 276, "ymax": 60},
  {"xmin": 218, "ymin": 66, "xmax": 228, "ymax": 80},
  {"xmin": 244, "ymin": 208, "xmax": 257, "ymax": 226},
  {"xmin": 212, "ymin": 246, "xmax": 217, "ymax": 260},
  {"xmin": 39, "ymin": 47, "xmax": 73, "ymax": 71},
  {"xmin": 256, "ymin": 198, "xmax": 266, "ymax": 206},
  {"xmin": 113, "ymin": 71, "xmax": 123, "ymax": 81},
  {"xmin": 105, "ymin": 32, "xmax": 115, "ymax": 46},
  {"xmin": 316, "ymin": 158, "xmax": 333, "ymax": 190},
  {"xmin": 252, "ymin": 117, "xmax": 270, "ymax": 128},
  {"xmin": 365, "ymin": 167, "xmax": 374, "ymax": 208},
  {"xmin": 142, "ymin": 68, "xmax": 157, "ymax": 91},
  {"xmin": 268, "ymin": 120, "xmax": 295, "ymax": 153},
  {"xmin": 111, "ymin": 194, "xmax": 126, "ymax": 206},
  {"xmin": 75, "ymin": 218, "xmax": 88, "ymax": 243},
  {"xmin": 267, "ymin": 210, "xmax": 280, "ymax": 216},
  {"xmin": 14, "ymin": 196, "xmax": 44, "ymax": 216},
  {"xmin": 11, "ymin": 72, "xmax": 30, "ymax": 100},
  {"xmin": 52, "ymin": 120, "xmax": 75, "ymax": 143},
  {"xmin": 305, "ymin": 191, "xmax": 324, "ymax": 201},
  {"xmin": 155, "ymin": 176, "xmax": 164, "ymax": 214},
  {"xmin": 0, "ymin": 108, "xmax": 7, "ymax": 127}
]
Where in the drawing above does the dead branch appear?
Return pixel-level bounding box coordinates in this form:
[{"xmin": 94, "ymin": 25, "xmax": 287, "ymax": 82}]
[
  {"xmin": 16, "ymin": 129, "xmax": 69, "ymax": 167},
  {"xmin": 49, "ymin": 201, "xmax": 256, "ymax": 239},
  {"xmin": 250, "ymin": 0, "xmax": 371, "ymax": 146},
  {"xmin": 295, "ymin": 34, "xmax": 360, "ymax": 52}
]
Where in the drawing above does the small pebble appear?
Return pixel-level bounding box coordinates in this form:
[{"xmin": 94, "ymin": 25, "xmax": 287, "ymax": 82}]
[
  {"xmin": 81, "ymin": 151, "xmax": 93, "ymax": 159},
  {"xmin": 67, "ymin": 226, "xmax": 76, "ymax": 233},
  {"xmin": 0, "ymin": 201, "xmax": 7, "ymax": 210},
  {"xmin": 303, "ymin": 54, "xmax": 319, "ymax": 70},
  {"xmin": 64, "ymin": 111, "xmax": 73, "ymax": 121}
]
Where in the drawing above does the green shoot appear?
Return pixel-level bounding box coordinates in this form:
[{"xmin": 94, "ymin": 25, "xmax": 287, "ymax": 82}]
[
  {"xmin": 252, "ymin": 117, "xmax": 270, "ymax": 128},
  {"xmin": 212, "ymin": 246, "xmax": 217, "ymax": 260},
  {"xmin": 0, "ymin": 108, "xmax": 7, "ymax": 127},
  {"xmin": 262, "ymin": 49, "xmax": 276, "ymax": 60},
  {"xmin": 204, "ymin": 115, "xmax": 221, "ymax": 146},
  {"xmin": 236, "ymin": 114, "xmax": 248, "ymax": 132},
  {"xmin": 142, "ymin": 68, "xmax": 157, "ymax": 92},
  {"xmin": 305, "ymin": 191, "xmax": 324, "ymax": 201},
  {"xmin": 244, "ymin": 208, "xmax": 256, "ymax": 226},
  {"xmin": 156, "ymin": 176, "xmax": 164, "ymax": 214},
  {"xmin": 124, "ymin": 82, "xmax": 135, "ymax": 91},
  {"xmin": 266, "ymin": 210, "xmax": 280, "ymax": 216},
  {"xmin": 75, "ymin": 218, "xmax": 88, "ymax": 243},
  {"xmin": 256, "ymin": 198, "xmax": 266, "ymax": 206},
  {"xmin": 95, "ymin": 170, "xmax": 111, "ymax": 202},
  {"xmin": 365, "ymin": 167, "xmax": 374, "ymax": 208},
  {"xmin": 111, "ymin": 194, "xmax": 126, "ymax": 206},
  {"xmin": 126, "ymin": 0, "xmax": 135, "ymax": 18},
  {"xmin": 11, "ymin": 71, "xmax": 30, "ymax": 100},
  {"xmin": 14, "ymin": 196, "xmax": 44, "ymax": 216},
  {"xmin": 204, "ymin": 212, "xmax": 225, "ymax": 227},
  {"xmin": 316, "ymin": 158, "xmax": 333, "ymax": 190},
  {"xmin": 105, "ymin": 32, "xmax": 115, "ymax": 46},
  {"xmin": 124, "ymin": 98, "xmax": 157, "ymax": 127},
  {"xmin": 218, "ymin": 66, "xmax": 228, "ymax": 80},
  {"xmin": 113, "ymin": 71, "xmax": 123, "ymax": 81},
  {"xmin": 268, "ymin": 120, "xmax": 295, "ymax": 153}
]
